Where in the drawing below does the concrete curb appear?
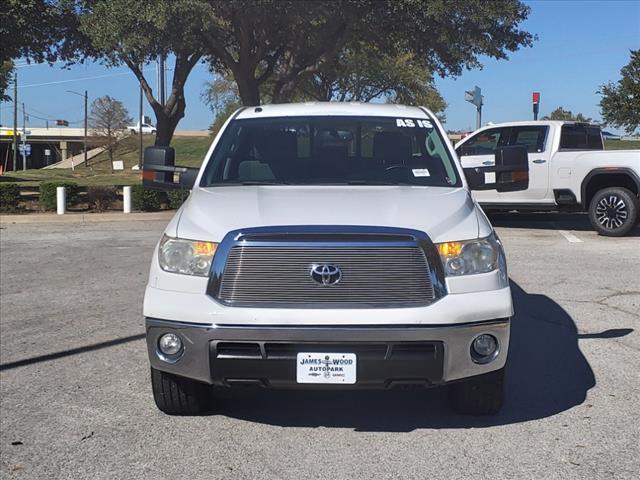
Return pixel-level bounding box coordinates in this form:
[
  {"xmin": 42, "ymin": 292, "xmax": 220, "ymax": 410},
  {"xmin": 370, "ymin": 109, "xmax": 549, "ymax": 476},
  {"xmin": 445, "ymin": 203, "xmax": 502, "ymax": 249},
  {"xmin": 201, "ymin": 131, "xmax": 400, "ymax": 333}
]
[{"xmin": 0, "ymin": 211, "xmax": 174, "ymax": 225}]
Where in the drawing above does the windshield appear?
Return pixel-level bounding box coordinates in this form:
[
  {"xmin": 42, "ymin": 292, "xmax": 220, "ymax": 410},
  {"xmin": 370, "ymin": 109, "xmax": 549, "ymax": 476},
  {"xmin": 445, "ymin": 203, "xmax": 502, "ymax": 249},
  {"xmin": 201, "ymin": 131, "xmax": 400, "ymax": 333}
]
[{"xmin": 200, "ymin": 116, "xmax": 461, "ymax": 187}]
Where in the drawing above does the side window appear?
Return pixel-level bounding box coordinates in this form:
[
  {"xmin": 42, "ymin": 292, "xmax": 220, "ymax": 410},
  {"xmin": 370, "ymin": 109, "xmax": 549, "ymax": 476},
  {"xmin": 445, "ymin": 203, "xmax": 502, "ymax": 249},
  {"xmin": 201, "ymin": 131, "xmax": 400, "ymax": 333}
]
[
  {"xmin": 457, "ymin": 128, "xmax": 509, "ymax": 156},
  {"xmin": 560, "ymin": 125, "xmax": 604, "ymax": 150},
  {"xmin": 510, "ymin": 126, "xmax": 548, "ymax": 153}
]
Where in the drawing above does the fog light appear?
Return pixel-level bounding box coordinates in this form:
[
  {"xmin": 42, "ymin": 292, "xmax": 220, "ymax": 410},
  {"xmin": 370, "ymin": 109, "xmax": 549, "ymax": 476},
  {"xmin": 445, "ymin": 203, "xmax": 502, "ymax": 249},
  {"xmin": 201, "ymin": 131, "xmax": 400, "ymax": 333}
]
[
  {"xmin": 471, "ymin": 334, "xmax": 498, "ymax": 363},
  {"xmin": 158, "ymin": 333, "xmax": 183, "ymax": 356}
]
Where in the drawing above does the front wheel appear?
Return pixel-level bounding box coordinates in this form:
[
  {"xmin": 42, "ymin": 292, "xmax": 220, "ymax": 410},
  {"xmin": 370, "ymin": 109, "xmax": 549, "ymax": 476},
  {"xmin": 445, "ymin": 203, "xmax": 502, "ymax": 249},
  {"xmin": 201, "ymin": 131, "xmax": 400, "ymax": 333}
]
[
  {"xmin": 150, "ymin": 367, "xmax": 212, "ymax": 415},
  {"xmin": 448, "ymin": 368, "xmax": 504, "ymax": 415},
  {"xmin": 588, "ymin": 187, "xmax": 639, "ymax": 236}
]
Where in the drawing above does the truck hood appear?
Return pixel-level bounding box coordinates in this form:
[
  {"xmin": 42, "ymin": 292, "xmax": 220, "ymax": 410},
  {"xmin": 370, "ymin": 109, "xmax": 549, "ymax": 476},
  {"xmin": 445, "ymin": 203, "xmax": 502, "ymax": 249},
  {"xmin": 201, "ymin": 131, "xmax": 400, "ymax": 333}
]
[{"xmin": 175, "ymin": 186, "xmax": 483, "ymax": 244}]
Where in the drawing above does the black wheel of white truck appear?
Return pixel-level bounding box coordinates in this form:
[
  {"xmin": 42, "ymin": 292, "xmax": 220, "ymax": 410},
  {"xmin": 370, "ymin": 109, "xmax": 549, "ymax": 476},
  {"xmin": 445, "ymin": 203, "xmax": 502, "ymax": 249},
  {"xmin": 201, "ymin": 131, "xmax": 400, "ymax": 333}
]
[
  {"xmin": 588, "ymin": 187, "xmax": 638, "ymax": 237},
  {"xmin": 448, "ymin": 368, "xmax": 504, "ymax": 415},
  {"xmin": 151, "ymin": 367, "xmax": 211, "ymax": 415}
]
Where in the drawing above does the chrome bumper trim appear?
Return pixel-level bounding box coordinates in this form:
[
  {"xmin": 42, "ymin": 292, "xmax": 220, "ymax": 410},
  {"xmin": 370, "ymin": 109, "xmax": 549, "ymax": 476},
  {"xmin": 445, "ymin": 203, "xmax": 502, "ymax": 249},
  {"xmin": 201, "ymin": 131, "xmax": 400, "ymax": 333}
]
[{"xmin": 146, "ymin": 318, "xmax": 510, "ymax": 385}]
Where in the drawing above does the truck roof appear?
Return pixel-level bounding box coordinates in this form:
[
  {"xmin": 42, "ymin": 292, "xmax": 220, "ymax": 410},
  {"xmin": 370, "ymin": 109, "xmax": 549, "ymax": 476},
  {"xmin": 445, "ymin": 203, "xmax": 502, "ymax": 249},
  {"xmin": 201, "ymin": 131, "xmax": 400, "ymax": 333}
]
[
  {"xmin": 234, "ymin": 102, "xmax": 434, "ymax": 120},
  {"xmin": 478, "ymin": 120, "xmax": 601, "ymax": 128}
]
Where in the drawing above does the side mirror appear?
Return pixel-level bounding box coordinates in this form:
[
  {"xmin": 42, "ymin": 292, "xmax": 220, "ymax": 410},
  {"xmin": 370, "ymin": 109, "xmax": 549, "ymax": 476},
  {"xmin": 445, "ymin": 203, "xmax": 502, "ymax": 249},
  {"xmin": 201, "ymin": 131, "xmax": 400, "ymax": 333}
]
[
  {"xmin": 142, "ymin": 146, "xmax": 199, "ymax": 191},
  {"xmin": 463, "ymin": 145, "xmax": 529, "ymax": 192}
]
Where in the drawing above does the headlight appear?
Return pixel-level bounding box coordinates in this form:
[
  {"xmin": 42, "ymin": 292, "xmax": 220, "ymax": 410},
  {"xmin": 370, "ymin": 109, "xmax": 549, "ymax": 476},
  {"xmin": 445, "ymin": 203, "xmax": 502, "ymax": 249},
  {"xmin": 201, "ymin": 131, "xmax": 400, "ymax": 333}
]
[
  {"xmin": 158, "ymin": 235, "xmax": 218, "ymax": 276},
  {"xmin": 436, "ymin": 233, "xmax": 505, "ymax": 277}
]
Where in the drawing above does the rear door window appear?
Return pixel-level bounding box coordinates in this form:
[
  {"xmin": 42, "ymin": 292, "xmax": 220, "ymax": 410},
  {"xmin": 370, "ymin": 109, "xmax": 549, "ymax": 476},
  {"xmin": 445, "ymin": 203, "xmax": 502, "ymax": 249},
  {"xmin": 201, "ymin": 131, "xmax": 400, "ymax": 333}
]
[
  {"xmin": 560, "ymin": 125, "xmax": 603, "ymax": 150},
  {"xmin": 509, "ymin": 126, "xmax": 548, "ymax": 153},
  {"xmin": 457, "ymin": 127, "xmax": 510, "ymax": 156}
]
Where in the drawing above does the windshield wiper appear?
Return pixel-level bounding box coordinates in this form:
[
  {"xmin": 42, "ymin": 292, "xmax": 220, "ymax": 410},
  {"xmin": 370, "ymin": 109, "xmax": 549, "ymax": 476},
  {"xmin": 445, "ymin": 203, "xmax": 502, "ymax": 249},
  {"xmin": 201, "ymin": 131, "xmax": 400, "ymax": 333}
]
[
  {"xmin": 346, "ymin": 180, "xmax": 414, "ymax": 186},
  {"xmin": 240, "ymin": 181, "xmax": 291, "ymax": 185}
]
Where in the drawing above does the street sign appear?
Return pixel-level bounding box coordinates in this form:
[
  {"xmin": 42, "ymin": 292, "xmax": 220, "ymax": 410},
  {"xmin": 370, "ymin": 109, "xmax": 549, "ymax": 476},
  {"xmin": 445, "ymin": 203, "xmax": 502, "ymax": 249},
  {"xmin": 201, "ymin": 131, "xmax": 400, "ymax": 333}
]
[
  {"xmin": 465, "ymin": 86, "xmax": 483, "ymax": 108},
  {"xmin": 533, "ymin": 91, "xmax": 541, "ymax": 120},
  {"xmin": 18, "ymin": 144, "xmax": 31, "ymax": 156},
  {"xmin": 465, "ymin": 86, "xmax": 483, "ymax": 129}
]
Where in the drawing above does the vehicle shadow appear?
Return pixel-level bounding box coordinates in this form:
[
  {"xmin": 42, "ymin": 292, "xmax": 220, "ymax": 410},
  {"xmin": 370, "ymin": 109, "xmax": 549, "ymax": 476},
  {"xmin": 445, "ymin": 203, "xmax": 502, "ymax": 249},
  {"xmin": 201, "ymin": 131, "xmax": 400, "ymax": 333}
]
[
  {"xmin": 487, "ymin": 211, "xmax": 640, "ymax": 236},
  {"xmin": 212, "ymin": 281, "xmax": 625, "ymax": 431}
]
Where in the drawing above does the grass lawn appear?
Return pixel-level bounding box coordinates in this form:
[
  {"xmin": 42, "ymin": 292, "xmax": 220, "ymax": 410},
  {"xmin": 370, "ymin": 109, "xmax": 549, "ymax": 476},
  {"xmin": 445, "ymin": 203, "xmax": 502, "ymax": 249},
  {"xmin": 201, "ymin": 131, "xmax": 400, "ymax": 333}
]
[
  {"xmin": 0, "ymin": 135, "xmax": 212, "ymax": 187},
  {"xmin": 604, "ymin": 139, "xmax": 640, "ymax": 150}
]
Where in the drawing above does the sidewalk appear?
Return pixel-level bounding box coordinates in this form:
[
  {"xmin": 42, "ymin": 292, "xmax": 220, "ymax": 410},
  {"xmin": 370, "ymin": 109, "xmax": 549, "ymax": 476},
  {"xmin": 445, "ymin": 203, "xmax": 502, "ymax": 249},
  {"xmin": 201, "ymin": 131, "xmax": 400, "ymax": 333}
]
[{"xmin": 0, "ymin": 210, "xmax": 174, "ymax": 225}]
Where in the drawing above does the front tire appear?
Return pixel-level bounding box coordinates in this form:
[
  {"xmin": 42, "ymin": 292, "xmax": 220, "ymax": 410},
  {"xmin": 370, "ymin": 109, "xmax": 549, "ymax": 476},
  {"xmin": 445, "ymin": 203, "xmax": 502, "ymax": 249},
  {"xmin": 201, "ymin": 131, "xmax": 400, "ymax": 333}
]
[
  {"xmin": 448, "ymin": 368, "xmax": 504, "ymax": 415},
  {"xmin": 151, "ymin": 367, "xmax": 212, "ymax": 415},
  {"xmin": 588, "ymin": 187, "xmax": 639, "ymax": 236}
]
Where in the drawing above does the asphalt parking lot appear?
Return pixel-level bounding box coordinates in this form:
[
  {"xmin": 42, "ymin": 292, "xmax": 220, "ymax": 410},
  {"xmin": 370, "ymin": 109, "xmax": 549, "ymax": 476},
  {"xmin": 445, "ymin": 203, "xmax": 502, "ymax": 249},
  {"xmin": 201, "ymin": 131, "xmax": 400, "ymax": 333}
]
[{"xmin": 1, "ymin": 213, "xmax": 638, "ymax": 479}]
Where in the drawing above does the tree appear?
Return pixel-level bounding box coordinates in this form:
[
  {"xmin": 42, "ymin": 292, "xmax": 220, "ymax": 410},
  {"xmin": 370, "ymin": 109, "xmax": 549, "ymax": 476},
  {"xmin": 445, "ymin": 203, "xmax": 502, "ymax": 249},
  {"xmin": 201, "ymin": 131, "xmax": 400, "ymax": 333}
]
[
  {"xmin": 89, "ymin": 96, "xmax": 132, "ymax": 171},
  {"xmin": 201, "ymin": 75, "xmax": 241, "ymax": 136},
  {"xmin": 599, "ymin": 50, "xmax": 640, "ymax": 134},
  {"xmin": 0, "ymin": 0, "xmax": 73, "ymax": 100},
  {"xmin": 200, "ymin": 0, "xmax": 534, "ymax": 106},
  {"xmin": 295, "ymin": 46, "xmax": 447, "ymax": 119},
  {"xmin": 0, "ymin": 61, "xmax": 13, "ymax": 102},
  {"xmin": 59, "ymin": 0, "xmax": 532, "ymax": 144},
  {"xmin": 542, "ymin": 107, "xmax": 593, "ymax": 123},
  {"xmin": 56, "ymin": 0, "xmax": 208, "ymax": 146}
]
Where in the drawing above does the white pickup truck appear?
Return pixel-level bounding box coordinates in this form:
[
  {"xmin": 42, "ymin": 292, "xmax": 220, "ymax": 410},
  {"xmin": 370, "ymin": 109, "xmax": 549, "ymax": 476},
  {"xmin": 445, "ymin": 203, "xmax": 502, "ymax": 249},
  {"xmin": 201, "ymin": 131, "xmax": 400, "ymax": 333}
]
[
  {"xmin": 128, "ymin": 121, "xmax": 157, "ymax": 135},
  {"xmin": 141, "ymin": 102, "xmax": 532, "ymax": 416},
  {"xmin": 456, "ymin": 121, "xmax": 640, "ymax": 236}
]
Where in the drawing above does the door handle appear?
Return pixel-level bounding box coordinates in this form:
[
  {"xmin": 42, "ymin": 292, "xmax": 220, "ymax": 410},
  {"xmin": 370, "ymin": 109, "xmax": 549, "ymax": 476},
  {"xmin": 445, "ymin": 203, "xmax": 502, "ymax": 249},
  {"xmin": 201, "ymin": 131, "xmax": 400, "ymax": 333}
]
[
  {"xmin": 482, "ymin": 160, "xmax": 495, "ymax": 166},
  {"xmin": 532, "ymin": 159, "xmax": 546, "ymax": 164}
]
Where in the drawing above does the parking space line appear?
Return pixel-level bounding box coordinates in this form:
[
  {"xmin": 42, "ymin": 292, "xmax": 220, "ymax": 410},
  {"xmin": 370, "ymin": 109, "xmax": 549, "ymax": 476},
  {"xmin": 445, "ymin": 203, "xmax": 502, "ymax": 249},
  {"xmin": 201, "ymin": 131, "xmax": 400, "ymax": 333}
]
[{"xmin": 558, "ymin": 230, "xmax": 583, "ymax": 243}]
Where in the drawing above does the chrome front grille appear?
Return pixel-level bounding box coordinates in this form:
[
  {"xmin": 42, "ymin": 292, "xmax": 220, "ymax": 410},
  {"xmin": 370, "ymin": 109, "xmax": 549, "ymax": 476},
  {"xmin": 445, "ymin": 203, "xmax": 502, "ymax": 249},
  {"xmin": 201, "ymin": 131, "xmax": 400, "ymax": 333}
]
[{"xmin": 217, "ymin": 245, "xmax": 435, "ymax": 308}]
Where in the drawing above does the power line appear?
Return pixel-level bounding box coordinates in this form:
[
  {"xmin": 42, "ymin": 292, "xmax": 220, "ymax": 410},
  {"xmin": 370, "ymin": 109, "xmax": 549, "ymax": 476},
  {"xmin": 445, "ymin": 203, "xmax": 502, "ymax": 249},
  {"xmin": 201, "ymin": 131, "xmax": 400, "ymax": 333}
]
[{"xmin": 17, "ymin": 65, "xmax": 164, "ymax": 89}]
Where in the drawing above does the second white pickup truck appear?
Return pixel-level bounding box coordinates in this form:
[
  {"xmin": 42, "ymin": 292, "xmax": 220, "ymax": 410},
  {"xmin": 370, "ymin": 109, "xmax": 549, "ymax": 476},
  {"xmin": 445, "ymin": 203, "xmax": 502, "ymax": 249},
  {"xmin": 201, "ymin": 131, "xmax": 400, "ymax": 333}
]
[{"xmin": 456, "ymin": 121, "xmax": 640, "ymax": 236}]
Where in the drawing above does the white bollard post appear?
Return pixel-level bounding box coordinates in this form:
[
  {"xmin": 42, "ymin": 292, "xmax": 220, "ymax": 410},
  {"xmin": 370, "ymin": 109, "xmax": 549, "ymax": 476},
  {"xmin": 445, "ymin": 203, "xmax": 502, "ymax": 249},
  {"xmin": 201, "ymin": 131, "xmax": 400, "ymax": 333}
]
[
  {"xmin": 123, "ymin": 186, "xmax": 132, "ymax": 214},
  {"xmin": 56, "ymin": 186, "xmax": 66, "ymax": 215}
]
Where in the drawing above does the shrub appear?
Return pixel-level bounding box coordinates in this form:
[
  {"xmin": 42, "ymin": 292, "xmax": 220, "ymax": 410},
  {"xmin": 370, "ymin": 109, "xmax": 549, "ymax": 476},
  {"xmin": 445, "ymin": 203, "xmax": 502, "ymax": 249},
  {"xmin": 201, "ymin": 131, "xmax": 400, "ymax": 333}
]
[
  {"xmin": 0, "ymin": 183, "xmax": 21, "ymax": 212},
  {"xmin": 167, "ymin": 189, "xmax": 189, "ymax": 209},
  {"xmin": 85, "ymin": 186, "xmax": 118, "ymax": 212},
  {"xmin": 39, "ymin": 182, "xmax": 80, "ymax": 211},
  {"xmin": 132, "ymin": 184, "xmax": 162, "ymax": 211}
]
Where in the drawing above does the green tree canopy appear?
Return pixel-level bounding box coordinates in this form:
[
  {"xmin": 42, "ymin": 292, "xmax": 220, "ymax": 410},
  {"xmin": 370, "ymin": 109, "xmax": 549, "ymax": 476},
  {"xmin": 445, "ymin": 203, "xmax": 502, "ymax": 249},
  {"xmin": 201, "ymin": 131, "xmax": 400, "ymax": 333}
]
[
  {"xmin": 541, "ymin": 107, "xmax": 593, "ymax": 123},
  {"xmin": 0, "ymin": 0, "xmax": 76, "ymax": 100},
  {"xmin": 52, "ymin": 0, "xmax": 532, "ymax": 145},
  {"xmin": 200, "ymin": 0, "xmax": 534, "ymax": 106},
  {"xmin": 599, "ymin": 50, "xmax": 640, "ymax": 134}
]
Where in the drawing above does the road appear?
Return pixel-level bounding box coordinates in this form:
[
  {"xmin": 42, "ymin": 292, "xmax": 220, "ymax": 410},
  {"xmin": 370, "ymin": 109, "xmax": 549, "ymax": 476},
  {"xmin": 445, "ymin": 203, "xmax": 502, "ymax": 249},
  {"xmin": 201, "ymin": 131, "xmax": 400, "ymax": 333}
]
[{"xmin": 1, "ymin": 213, "xmax": 638, "ymax": 479}]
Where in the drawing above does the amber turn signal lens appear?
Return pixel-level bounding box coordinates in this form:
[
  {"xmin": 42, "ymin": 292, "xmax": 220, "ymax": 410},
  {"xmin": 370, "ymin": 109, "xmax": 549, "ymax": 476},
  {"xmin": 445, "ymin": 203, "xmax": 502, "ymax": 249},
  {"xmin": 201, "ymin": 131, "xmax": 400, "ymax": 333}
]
[
  {"xmin": 437, "ymin": 242, "xmax": 463, "ymax": 257},
  {"xmin": 193, "ymin": 241, "xmax": 217, "ymax": 256}
]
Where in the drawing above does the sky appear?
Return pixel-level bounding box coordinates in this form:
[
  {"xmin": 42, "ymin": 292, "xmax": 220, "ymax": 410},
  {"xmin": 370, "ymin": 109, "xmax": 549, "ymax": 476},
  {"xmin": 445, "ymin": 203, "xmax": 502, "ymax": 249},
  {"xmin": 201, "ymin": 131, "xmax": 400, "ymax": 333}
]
[{"xmin": 1, "ymin": 0, "xmax": 639, "ymax": 134}]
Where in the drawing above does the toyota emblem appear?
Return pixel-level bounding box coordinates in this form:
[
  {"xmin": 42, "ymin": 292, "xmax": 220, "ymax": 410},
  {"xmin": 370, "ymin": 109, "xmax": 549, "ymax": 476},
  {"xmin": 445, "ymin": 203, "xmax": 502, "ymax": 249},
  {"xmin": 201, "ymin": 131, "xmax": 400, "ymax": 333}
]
[{"xmin": 309, "ymin": 264, "xmax": 342, "ymax": 286}]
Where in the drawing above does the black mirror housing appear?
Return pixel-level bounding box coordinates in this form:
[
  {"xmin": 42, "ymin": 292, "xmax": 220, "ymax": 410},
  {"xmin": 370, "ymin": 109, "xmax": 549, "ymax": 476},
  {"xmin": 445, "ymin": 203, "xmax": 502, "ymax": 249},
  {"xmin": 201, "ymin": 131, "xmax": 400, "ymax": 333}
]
[
  {"xmin": 463, "ymin": 145, "xmax": 529, "ymax": 192},
  {"xmin": 495, "ymin": 145, "xmax": 529, "ymax": 192},
  {"xmin": 142, "ymin": 146, "xmax": 198, "ymax": 191}
]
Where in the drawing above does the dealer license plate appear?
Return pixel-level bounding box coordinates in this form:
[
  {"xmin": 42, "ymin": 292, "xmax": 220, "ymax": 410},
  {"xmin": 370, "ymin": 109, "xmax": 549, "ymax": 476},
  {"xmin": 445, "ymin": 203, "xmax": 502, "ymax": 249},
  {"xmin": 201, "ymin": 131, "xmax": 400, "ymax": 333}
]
[{"xmin": 296, "ymin": 352, "xmax": 357, "ymax": 384}]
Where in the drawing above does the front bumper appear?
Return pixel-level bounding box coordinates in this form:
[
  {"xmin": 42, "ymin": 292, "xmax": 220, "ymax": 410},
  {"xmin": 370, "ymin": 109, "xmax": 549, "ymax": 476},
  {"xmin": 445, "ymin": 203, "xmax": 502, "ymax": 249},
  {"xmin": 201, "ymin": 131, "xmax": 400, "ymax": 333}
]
[{"xmin": 146, "ymin": 318, "xmax": 510, "ymax": 388}]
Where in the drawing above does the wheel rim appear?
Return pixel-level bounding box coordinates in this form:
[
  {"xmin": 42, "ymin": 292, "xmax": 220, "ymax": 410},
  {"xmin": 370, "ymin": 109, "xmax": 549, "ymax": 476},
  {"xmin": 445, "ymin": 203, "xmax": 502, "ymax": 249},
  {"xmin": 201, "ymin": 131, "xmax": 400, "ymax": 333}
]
[{"xmin": 595, "ymin": 194, "xmax": 628, "ymax": 230}]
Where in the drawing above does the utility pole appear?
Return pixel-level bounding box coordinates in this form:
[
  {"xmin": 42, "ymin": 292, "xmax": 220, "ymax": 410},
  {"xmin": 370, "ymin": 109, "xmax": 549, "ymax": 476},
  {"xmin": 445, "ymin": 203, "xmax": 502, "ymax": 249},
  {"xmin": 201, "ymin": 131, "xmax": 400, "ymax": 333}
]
[
  {"xmin": 12, "ymin": 73, "xmax": 17, "ymax": 171},
  {"xmin": 158, "ymin": 55, "xmax": 166, "ymax": 106},
  {"xmin": 83, "ymin": 90, "xmax": 88, "ymax": 167},
  {"xmin": 66, "ymin": 90, "xmax": 89, "ymax": 167},
  {"xmin": 464, "ymin": 86, "xmax": 483, "ymax": 129},
  {"xmin": 21, "ymin": 102, "xmax": 27, "ymax": 170},
  {"xmin": 139, "ymin": 74, "xmax": 143, "ymax": 168}
]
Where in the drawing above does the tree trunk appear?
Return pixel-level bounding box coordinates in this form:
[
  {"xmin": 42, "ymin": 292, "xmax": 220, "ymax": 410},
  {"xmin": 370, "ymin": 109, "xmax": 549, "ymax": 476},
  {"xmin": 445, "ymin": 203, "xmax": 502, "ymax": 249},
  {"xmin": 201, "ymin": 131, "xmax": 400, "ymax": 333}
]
[
  {"xmin": 124, "ymin": 54, "xmax": 200, "ymax": 147},
  {"xmin": 234, "ymin": 68, "xmax": 261, "ymax": 106},
  {"xmin": 153, "ymin": 105, "xmax": 183, "ymax": 147}
]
